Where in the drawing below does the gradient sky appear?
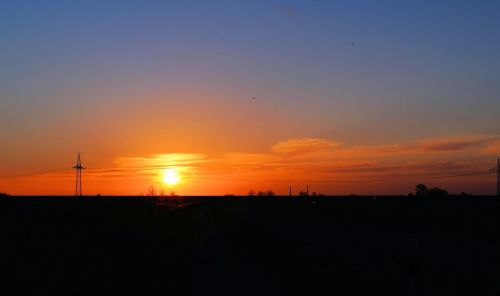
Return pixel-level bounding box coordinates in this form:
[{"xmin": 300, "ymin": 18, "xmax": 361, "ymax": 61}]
[{"xmin": 1, "ymin": 0, "xmax": 499, "ymax": 195}]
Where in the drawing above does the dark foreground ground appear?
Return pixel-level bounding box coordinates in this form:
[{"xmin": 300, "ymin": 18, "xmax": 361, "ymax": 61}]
[{"xmin": 0, "ymin": 196, "xmax": 499, "ymax": 295}]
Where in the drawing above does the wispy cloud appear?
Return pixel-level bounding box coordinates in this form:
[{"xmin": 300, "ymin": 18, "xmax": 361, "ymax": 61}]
[
  {"xmin": 92, "ymin": 153, "xmax": 212, "ymax": 180},
  {"xmin": 224, "ymin": 153, "xmax": 281, "ymax": 167},
  {"xmin": 271, "ymin": 138, "xmax": 342, "ymax": 154},
  {"xmin": 208, "ymin": 135, "xmax": 499, "ymax": 186},
  {"xmin": 482, "ymin": 140, "xmax": 500, "ymax": 154},
  {"xmin": 416, "ymin": 135, "xmax": 496, "ymax": 152},
  {"xmin": 114, "ymin": 153, "xmax": 209, "ymax": 170},
  {"xmin": 102, "ymin": 135, "xmax": 498, "ymax": 184}
]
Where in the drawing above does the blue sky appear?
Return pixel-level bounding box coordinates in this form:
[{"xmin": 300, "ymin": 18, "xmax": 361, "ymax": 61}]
[{"xmin": 1, "ymin": 1, "xmax": 499, "ymax": 194}]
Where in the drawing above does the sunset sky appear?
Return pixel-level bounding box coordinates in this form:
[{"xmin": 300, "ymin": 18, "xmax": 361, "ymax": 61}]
[{"xmin": 1, "ymin": 1, "xmax": 499, "ymax": 195}]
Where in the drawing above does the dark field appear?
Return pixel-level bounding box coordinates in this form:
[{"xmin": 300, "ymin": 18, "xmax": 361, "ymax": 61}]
[{"xmin": 1, "ymin": 196, "xmax": 499, "ymax": 295}]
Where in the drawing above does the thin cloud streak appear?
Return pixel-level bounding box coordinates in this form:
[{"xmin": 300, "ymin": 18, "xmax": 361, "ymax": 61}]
[
  {"xmin": 271, "ymin": 138, "xmax": 342, "ymax": 154},
  {"xmin": 417, "ymin": 135, "xmax": 497, "ymax": 152}
]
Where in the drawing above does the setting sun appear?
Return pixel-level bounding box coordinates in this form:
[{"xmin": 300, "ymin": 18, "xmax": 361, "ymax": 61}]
[{"xmin": 162, "ymin": 168, "xmax": 180, "ymax": 186}]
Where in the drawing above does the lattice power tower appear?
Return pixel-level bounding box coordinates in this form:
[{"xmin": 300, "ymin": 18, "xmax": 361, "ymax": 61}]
[
  {"xmin": 497, "ymin": 156, "xmax": 500, "ymax": 196},
  {"xmin": 73, "ymin": 153, "xmax": 85, "ymax": 196}
]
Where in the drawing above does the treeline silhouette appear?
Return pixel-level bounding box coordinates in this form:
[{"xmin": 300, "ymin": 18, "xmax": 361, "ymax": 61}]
[
  {"xmin": 413, "ymin": 183, "xmax": 450, "ymax": 197},
  {"xmin": 0, "ymin": 182, "xmax": 479, "ymax": 198}
]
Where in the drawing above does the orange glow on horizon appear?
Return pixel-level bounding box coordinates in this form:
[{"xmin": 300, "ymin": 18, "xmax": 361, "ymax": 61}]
[{"xmin": 0, "ymin": 135, "xmax": 498, "ymax": 196}]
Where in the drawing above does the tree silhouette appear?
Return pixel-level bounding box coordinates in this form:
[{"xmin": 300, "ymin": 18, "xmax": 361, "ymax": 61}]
[
  {"xmin": 415, "ymin": 184, "xmax": 428, "ymax": 196},
  {"xmin": 414, "ymin": 184, "xmax": 449, "ymax": 197},
  {"xmin": 256, "ymin": 190, "xmax": 275, "ymax": 197},
  {"xmin": 146, "ymin": 186, "xmax": 156, "ymax": 196}
]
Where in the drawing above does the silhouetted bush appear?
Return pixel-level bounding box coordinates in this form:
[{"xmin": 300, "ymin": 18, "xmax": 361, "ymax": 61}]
[{"xmin": 427, "ymin": 187, "xmax": 449, "ymax": 197}]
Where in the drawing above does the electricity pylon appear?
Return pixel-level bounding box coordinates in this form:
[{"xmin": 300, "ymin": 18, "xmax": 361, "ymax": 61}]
[
  {"xmin": 73, "ymin": 153, "xmax": 84, "ymax": 196},
  {"xmin": 497, "ymin": 157, "xmax": 500, "ymax": 196}
]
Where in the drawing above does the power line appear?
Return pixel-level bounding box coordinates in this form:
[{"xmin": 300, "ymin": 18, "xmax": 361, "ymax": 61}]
[
  {"xmin": 194, "ymin": 170, "xmax": 493, "ymax": 183},
  {"xmin": 308, "ymin": 171, "xmax": 494, "ymax": 183},
  {"xmin": 0, "ymin": 167, "xmax": 72, "ymax": 180}
]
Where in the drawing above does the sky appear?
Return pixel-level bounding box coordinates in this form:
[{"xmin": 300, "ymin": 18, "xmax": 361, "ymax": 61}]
[{"xmin": 1, "ymin": 0, "xmax": 499, "ymax": 195}]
